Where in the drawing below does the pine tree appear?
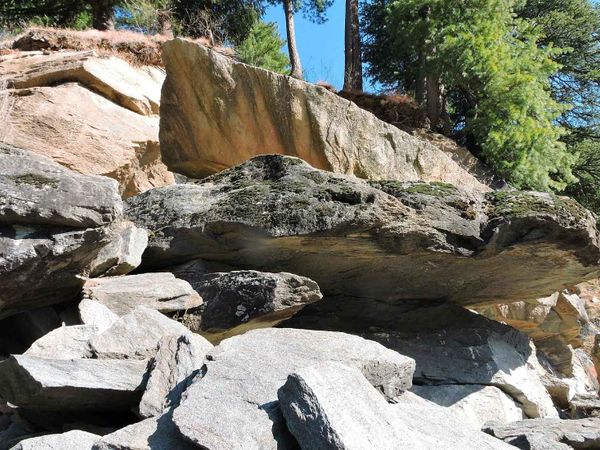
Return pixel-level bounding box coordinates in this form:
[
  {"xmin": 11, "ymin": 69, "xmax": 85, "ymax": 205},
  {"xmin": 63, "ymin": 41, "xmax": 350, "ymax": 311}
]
[{"xmin": 236, "ymin": 21, "xmax": 290, "ymax": 73}]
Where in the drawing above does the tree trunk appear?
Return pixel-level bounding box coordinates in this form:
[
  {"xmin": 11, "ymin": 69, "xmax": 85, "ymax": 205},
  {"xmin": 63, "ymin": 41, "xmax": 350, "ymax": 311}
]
[
  {"xmin": 91, "ymin": 0, "xmax": 114, "ymax": 31},
  {"xmin": 426, "ymin": 72, "xmax": 442, "ymax": 130},
  {"xmin": 283, "ymin": 0, "xmax": 303, "ymax": 79},
  {"xmin": 343, "ymin": 0, "xmax": 362, "ymax": 91},
  {"xmin": 415, "ymin": 50, "xmax": 426, "ymax": 105}
]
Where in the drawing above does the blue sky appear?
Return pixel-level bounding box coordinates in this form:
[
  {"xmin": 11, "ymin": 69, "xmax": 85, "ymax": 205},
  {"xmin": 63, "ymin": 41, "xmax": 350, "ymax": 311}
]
[{"xmin": 265, "ymin": 0, "xmax": 374, "ymax": 91}]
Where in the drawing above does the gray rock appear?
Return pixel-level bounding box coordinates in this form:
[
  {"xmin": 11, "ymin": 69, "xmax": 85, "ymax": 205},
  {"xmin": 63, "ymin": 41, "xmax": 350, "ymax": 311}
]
[
  {"xmin": 24, "ymin": 325, "xmax": 97, "ymax": 359},
  {"xmin": 0, "ymin": 145, "xmax": 126, "ymax": 318},
  {"xmin": 78, "ymin": 299, "xmax": 119, "ymax": 333},
  {"xmin": 0, "ymin": 144, "xmax": 121, "ymax": 228},
  {"xmin": 0, "ymin": 355, "xmax": 148, "ymax": 411},
  {"xmin": 90, "ymin": 221, "xmax": 148, "ymax": 277},
  {"xmin": 10, "ymin": 430, "xmax": 100, "ymax": 449},
  {"xmin": 390, "ymin": 392, "xmax": 515, "ymax": 449},
  {"xmin": 411, "ymin": 385, "xmax": 524, "ymax": 429},
  {"xmin": 127, "ymin": 155, "xmax": 600, "ymax": 307},
  {"xmin": 483, "ymin": 417, "xmax": 600, "ymax": 449},
  {"xmin": 173, "ymin": 269, "xmax": 322, "ymax": 342},
  {"xmin": 278, "ymin": 362, "xmax": 406, "ymax": 450},
  {"xmin": 83, "ymin": 273, "xmax": 202, "ymax": 317},
  {"xmin": 160, "ymin": 39, "xmax": 490, "ymax": 193},
  {"xmin": 138, "ymin": 333, "xmax": 212, "ymax": 418},
  {"xmin": 92, "ymin": 412, "xmax": 195, "ymax": 450},
  {"xmin": 89, "ymin": 306, "xmax": 193, "ymax": 359},
  {"xmin": 172, "ymin": 328, "xmax": 415, "ymax": 450}
]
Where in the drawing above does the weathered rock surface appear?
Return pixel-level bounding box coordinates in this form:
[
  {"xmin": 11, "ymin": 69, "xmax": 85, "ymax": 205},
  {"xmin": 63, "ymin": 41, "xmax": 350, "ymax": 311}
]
[
  {"xmin": 83, "ymin": 273, "xmax": 202, "ymax": 317},
  {"xmin": 172, "ymin": 269, "xmax": 322, "ymax": 342},
  {"xmin": 2, "ymin": 82, "xmax": 173, "ymax": 198},
  {"xmin": 0, "ymin": 145, "xmax": 126, "ymax": 318},
  {"xmin": 287, "ymin": 302, "xmax": 558, "ymax": 419},
  {"xmin": 79, "ymin": 299, "xmax": 119, "ymax": 333},
  {"xmin": 24, "ymin": 325, "xmax": 97, "ymax": 359},
  {"xmin": 89, "ymin": 307, "xmax": 193, "ymax": 359},
  {"xmin": 138, "ymin": 333, "xmax": 212, "ymax": 418},
  {"xmin": 411, "ymin": 385, "xmax": 524, "ymax": 428},
  {"xmin": 90, "ymin": 221, "xmax": 148, "ymax": 277},
  {"xmin": 483, "ymin": 417, "xmax": 600, "ymax": 449},
  {"xmin": 0, "ymin": 355, "xmax": 148, "ymax": 411},
  {"xmin": 10, "ymin": 430, "xmax": 100, "ymax": 450},
  {"xmin": 1, "ymin": 145, "xmax": 121, "ymax": 228},
  {"xmin": 172, "ymin": 328, "xmax": 415, "ymax": 450},
  {"xmin": 127, "ymin": 155, "xmax": 600, "ymax": 306},
  {"xmin": 475, "ymin": 290, "xmax": 595, "ymax": 376},
  {"xmin": 1, "ymin": 50, "xmax": 164, "ymax": 115},
  {"xmin": 160, "ymin": 39, "xmax": 489, "ymax": 192},
  {"xmin": 277, "ymin": 362, "xmax": 406, "ymax": 450},
  {"xmin": 92, "ymin": 412, "xmax": 195, "ymax": 450}
]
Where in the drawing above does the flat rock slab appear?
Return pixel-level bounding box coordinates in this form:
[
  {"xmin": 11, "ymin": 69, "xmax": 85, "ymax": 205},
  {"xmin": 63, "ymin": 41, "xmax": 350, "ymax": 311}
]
[
  {"xmin": 24, "ymin": 325, "xmax": 97, "ymax": 359},
  {"xmin": 411, "ymin": 385, "xmax": 524, "ymax": 429},
  {"xmin": 79, "ymin": 299, "xmax": 119, "ymax": 333},
  {"xmin": 172, "ymin": 328, "xmax": 415, "ymax": 450},
  {"xmin": 1, "ymin": 50, "xmax": 164, "ymax": 115},
  {"xmin": 92, "ymin": 412, "xmax": 196, "ymax": 450},
  {"xmin": 278, "ymin": 362, "xmax": 406, "ymax": 450},
  {"xmin": 160, "ymin": 39, "xmax": 489, "ymax": 193},
  {"xmin": 0, "ymin": 355, "xmax": 148, "ymax": 411},
  {"xmin": 83, "ymin": 273, "xmax": 202, "ymax": 317},
  {"xmin": 139, "ymin": 333, "xmax": 212, "ymax": 418},
  {"xmin": 90, "ymin": 221, "xmax": 148, "ymax": 277},
  {"xmin": 89, "ymin": 306, "xmax": 193, "ymax": 359},
  {"xmin": 11, "ymin": 430, "xmax": 100, "ymax": 449},
  {"xmin": 0, "ymin": 145, "xmax": 121, "ymax": 228},
  {"xmin": 127, "ymin": 155, "xmax": 600, "ymax": 306},
  {"xmin": 483, "ymin": 417, "xmax": 600, "ymax": 449},
  {"xmin": 172, "ymin": 269, "xmax": 322, "ymax": 342}
]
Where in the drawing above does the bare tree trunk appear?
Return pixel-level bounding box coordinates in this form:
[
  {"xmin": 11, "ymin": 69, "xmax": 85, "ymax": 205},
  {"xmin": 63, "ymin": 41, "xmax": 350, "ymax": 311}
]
[
  {"xmin": 283, "ymin": 0, "xmax": 303, "ymax": 79},
  {"xmin": 426, "ymin": 72, "xmax": 442, "ymax": 130},
  {"xmin": 343, "ymin": 0, "xmax": 362, "ymax": 91},
  {"xmin": 415, "ymin": 50, "xmax": 426, "ymax": 105},
  {"xmin": 91, "ymin": 0, "xmax": 114, "ymax": 31}
]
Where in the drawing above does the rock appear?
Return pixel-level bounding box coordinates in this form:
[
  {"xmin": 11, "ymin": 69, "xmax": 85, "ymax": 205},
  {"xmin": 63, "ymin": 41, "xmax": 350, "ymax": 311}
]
[
  {"xmin": 0, "ymin": 355, "xmax": 148, "ymax": 411},
  {"xmin": 570, "ymin": 394, "xmax": 600, "ymax": 418},
  {"xmin": 173, "ymin": 270, "xmax": 322, "ymax": 342},
  {"xmin": 10, "ymin": 430, "xmax": 100, "ymax": 449},
  {"xmin": 127, "ymin": 155, "xmax": 600, "ymax": 306},
  {"xmin": 483, "ymin": 417, "xmax": 600, "ymax": 449},
  {"xmin": 278, "ymin": 362, "xmax": 408, "ymax": 450},
  {"xmin": 287, "ymin": 302, "xmax": 558, "ymax": 419},
  {"xmin": 411, "ymin": 385, "xmax": 524, "ymax": 429},
  {"xmin": 89, "ymin": 306, "xmax": 193, "ymax": 359},
  {"xmin": 475, "ymin": 290, "xmax": 594, "ymax": 376},
  {"xmin": 92, "ymin": 412, "xmax": 196, "ymax": 450},
  {"xmin": 172, "ymin": 328, "xmax": 415, "ymax": 450},
  {"xmin": 1, "ymin": 50, "xmax": 163, "ymax": 115},
  {"xmin": 138, "ymin": 333, "xmax": 212, "ymax": 418},
  {"xmin": 160, "ymin": 39, "xmax": 489, "ymax": 192},
  {"xmin": 24, "ymin": 325, "xmax": 97, "ymax": 359},
  {"xmin": 0, "ymin": 145, "xmax": 127, "ymax": 318},
  {"xmin": 0, "ymin": 144, "xmax": 121, "ymax": 228},
  {"xmin": 83, "ymin": 273, "xmax": 202, "ymax": 317},
  {"xmin": 90, "ymin": 221, "xmax": 148, "ymax": 277},
  {"xmin": 0, "ymin": 307, "xmax": 61, "ymax": 355},
  {"xmin": 2, "ymin": 82, "xmax": 173, "ymax": 198},
  {"xmin": 79, "ymin": 299, "xmax": 119, "ymax": 333}
]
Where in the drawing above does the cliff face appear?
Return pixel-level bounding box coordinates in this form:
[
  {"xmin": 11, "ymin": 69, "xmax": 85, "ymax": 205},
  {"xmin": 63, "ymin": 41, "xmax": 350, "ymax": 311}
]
[{"xmin": 0, "ymin": 32, "xmax": 599, "ymax": 449}]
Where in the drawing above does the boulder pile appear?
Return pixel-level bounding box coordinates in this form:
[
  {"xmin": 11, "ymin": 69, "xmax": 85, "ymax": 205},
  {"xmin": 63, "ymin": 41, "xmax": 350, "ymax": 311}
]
[{"xmin": 1, "ymin": 34, "xmax": 600, "ymax": 449}]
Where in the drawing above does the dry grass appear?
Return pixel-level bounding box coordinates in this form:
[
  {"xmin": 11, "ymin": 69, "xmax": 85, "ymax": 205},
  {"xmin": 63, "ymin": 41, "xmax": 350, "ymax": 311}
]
[{"xmin": 8, "ymin": 27, "xmax": 233, "ymax": 67}]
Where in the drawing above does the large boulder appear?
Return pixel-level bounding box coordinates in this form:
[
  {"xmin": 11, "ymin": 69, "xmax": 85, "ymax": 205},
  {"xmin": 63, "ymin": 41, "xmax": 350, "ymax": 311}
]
[
  {"xmin": 160, "ymin": 38, "xmax": 490, "ymax": 192},
  {"xmin": 483, "ymin": 417, "xmax": 600, "ymax": 449},
  {"xmin": 170, "ymin": 269, "xmax": 322, "ymax": 342},
  {"xmin": 82, "ymin": 273, "xmax": 202, "ymax": 317},
  {"xmin": 24, "ymin": 325, "xmax": 98, "ymax": 359},
  {"xmin": 1, "ymin": 75, "xmax": 173, "ymax": 197},
  {"xmin": 0, "ymin": 355, "xmax": 148, "ymax": 411},
  {"xmin": 127, "ymin": 155, "xmax": 600, "ymax": 306},
  {"xmin": 0, "ymin": 145, "xmax": 128, "ymax": 318},
  {"xmin": 171, "ymin": 328, "xmax": 415, "ymax": 450},
  {"xmin": 10, "ymin": 430, "xmax": 100, "ymax": 450},
  {"xmin": 0, "ymin": 50, "xmax": 163, "ymax": 116},
  {"xmin": 89, "ymin": 221, "xmax": 148, "ymax": 277}
]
